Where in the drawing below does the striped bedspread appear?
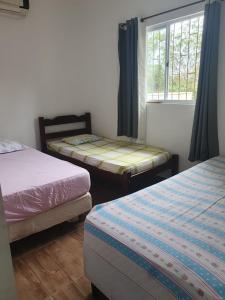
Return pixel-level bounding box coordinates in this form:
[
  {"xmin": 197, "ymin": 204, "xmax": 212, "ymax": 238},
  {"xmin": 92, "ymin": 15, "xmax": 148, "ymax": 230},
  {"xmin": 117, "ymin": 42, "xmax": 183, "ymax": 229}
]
[{"xmin": 85, "ymin": 156, "xmax": 225, "ymax": 300}]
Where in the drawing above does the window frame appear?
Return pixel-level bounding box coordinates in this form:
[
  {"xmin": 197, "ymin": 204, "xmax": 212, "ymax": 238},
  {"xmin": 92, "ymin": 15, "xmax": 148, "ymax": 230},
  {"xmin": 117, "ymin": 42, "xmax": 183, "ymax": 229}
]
[{"xmin": 145, "ymin": 11, "xmax": 204, "ymax": 105}]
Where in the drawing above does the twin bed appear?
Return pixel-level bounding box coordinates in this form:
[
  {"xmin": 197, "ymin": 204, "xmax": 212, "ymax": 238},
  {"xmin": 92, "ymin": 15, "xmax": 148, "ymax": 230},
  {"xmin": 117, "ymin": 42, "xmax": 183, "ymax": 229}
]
[
  {"xmin": 1, "ymin": 147, "xmax": 91, "ymax": 242},
  {"xmin": 84, "ymin": 156, "xmax": 225, "ymax": 300},
  {"xmin": 39, "ymin": 113, "xmax": 179, "ymax": 194}
]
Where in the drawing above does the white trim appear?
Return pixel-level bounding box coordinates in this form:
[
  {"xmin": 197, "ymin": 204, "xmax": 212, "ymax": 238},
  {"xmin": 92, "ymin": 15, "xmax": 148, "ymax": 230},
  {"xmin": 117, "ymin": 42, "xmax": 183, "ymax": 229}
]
[{"xmin": 146, "ymin": 100, "xmax": 196, "ymax": 106}]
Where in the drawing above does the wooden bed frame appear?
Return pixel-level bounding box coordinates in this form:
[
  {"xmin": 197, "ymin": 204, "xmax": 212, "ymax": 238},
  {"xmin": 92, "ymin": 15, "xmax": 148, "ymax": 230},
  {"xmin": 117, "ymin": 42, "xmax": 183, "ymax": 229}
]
[{"xmin": 39, "ymin": 113, "xmax": 179, "ymax": 195}]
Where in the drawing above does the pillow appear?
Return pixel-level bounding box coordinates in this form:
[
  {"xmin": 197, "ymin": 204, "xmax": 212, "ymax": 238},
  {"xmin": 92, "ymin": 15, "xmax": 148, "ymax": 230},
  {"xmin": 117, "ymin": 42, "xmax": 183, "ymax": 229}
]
[
  {"xmin": 62, "ymin": 134, "xmax": 102, "ymax": 146},
  {"xmin": 0, "ymin": 139, "xmax": 26, "ymax": 154}
]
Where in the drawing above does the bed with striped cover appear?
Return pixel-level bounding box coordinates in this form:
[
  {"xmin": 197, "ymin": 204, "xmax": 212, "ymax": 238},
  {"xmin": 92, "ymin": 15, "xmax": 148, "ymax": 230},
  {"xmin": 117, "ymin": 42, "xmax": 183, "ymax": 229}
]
[{"xmin": 85, "ymin": 156, "xmax": 225, "ymax": 300}]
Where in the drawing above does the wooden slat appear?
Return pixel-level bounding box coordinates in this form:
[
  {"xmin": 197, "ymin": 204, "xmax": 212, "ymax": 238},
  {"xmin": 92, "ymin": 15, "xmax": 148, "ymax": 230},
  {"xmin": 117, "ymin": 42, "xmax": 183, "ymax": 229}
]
[
  {"xmin": 45, "ymin": 129, "xmax": 88, "ymax": 140},
  {"xmin": 43, "ymin": 115, "xmax": 88, "ymax": 127}
]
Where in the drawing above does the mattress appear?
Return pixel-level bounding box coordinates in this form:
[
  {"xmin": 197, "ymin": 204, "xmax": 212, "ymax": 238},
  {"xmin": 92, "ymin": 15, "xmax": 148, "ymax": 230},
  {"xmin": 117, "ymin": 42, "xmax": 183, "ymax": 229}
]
[
  {"xmin": 84, "ymin": 242, "xmax": 157, "ymax": 300},
  {"xmin": 47, "ymin": 138, "xmax": 171, "ymax": 175},
  {"xmin": 84, "ymin": 156, "xmax": 225, "ymax": 300},
  {"xmin": 9, "ymin": 192, "xmax": 92, "ymax": 242},
  {"xmin": 0, "ymin": 148, "xmax": 90, "ymax": 223}
]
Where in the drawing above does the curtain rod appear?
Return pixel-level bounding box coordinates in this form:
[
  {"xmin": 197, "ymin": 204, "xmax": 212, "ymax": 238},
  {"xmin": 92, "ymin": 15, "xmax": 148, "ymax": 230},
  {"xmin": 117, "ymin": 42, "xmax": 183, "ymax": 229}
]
[{"xmin": 141, "ymin": 0, "xmax": 206, "ymax": 22}]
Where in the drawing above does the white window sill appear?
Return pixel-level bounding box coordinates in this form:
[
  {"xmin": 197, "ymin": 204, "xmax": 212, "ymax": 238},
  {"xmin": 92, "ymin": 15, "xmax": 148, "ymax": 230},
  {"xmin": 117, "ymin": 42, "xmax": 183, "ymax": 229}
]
[{"xmin": 146, "ymin": 100, "xmax": 196, "ymax": 106}]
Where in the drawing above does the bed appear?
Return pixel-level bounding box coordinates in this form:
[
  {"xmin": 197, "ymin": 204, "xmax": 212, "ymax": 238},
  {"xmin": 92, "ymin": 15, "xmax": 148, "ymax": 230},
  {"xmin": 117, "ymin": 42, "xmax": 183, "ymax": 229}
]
[
  {"xmin": 0, "ymin": 147, "xmax": 92, "ymax": 242},
  {"xmin": 39, "ymin": 113, "xmax": 179, "ymax": 194},
  {"xmin": 84, "ymin": 156, "xmax": 225, "ymax": 300}
]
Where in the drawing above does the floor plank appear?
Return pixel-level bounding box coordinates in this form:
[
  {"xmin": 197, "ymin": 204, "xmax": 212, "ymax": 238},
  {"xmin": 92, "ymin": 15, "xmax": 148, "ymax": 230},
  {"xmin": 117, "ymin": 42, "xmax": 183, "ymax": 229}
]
[
  {"xmin": 24, "ymin": 248, "xmax": 71, "ymax": 295},
  {"xmin": 45, "ymin": 240, "xmax": 84, "ymax": 282},
  {"xmin": 13, "ymin": 258, "xmax": 48, "ymax": 300},
  {"xmin": 12, "ymin": 222, "xmax": 92, "ymax": 300},
  {"xmin": 50, "ymin": 282, "xmax": 85, "ymax": 300},
  {"xmin": 74, "ymin": 276, "xmax": 92, "ymax": 298}
]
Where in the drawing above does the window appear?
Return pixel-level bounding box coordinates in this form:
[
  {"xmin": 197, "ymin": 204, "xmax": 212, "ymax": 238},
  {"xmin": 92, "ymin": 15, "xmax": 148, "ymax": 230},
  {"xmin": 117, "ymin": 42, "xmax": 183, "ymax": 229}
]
[
  {"xmin": 0, "ymin": 0, "xmax": 29, "ymax": 11},
  {"xmin": 146, "ymin": 13, "xmax": 204, "ymax": 102}
]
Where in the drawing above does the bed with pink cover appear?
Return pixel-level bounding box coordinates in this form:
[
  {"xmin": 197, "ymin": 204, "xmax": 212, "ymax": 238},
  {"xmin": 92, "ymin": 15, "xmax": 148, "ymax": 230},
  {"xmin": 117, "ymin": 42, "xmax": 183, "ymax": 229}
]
[{"xmin": 0, "ymin": 148, "xmax": 92, "ymax": 241}]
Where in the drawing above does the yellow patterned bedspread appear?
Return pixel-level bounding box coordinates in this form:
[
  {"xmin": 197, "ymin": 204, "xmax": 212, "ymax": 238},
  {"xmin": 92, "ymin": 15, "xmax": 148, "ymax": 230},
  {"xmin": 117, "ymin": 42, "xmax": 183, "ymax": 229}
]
[{"xmin": 47, "ymin": 138, "xmax": 171, "ymax": 175}]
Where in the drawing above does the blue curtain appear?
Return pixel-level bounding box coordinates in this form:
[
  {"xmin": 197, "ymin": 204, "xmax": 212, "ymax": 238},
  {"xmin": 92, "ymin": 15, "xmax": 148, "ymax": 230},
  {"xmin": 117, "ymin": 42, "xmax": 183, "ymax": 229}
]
[
  {"xmin": 118, "ymin": 18, "xmax": 139, "ymax": 139},
  {"xmin": 189, "ymin": 1, "xmax": 221, "ymax": 162}
]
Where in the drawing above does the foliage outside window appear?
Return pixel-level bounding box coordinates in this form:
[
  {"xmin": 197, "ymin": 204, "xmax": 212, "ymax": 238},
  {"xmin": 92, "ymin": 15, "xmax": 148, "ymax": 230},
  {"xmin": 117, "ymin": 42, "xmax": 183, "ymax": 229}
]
[{"xmin": 146, "ymin": 13, "xmax": 204, "ymax": 102}]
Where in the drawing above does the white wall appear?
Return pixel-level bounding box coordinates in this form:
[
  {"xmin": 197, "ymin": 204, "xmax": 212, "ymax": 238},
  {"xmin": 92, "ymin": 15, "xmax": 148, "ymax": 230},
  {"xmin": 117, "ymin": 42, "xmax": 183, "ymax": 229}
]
[
  {"xmin": 0, "ymin": 0, "xmax": 224, "ymax": 170},
  {"xmin": 146, "ymin": 104, "xmax": 195, "ymax": 171},
  {"xmin": 75, "ymin": 0, "xmax": 225, "ymax": 170},
  {"xmin": 0, "ymin": 0, "xmax": 85, "ymax": 148}
]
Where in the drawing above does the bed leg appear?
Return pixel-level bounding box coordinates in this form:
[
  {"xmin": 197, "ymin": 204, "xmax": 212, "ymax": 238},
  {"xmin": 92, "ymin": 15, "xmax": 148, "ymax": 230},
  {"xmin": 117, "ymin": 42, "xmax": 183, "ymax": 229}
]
[
  {"xmin": 122, "ymin": 173, "xmax": 131, "ymax": 196},
  {"xmin": 91, "ymin": 284, "xmax": 107, "ymax": 299},
  {"xmin": 171, "ymin": 155, "xmax": 179, "ymax": 176}
]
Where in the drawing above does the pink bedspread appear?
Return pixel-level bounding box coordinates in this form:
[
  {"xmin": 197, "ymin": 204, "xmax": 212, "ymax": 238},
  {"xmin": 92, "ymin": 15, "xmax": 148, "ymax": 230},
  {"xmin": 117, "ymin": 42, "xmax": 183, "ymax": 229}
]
[{"xmin": 0, "ymin": 148, "xmax": 90, "ymax": 223}]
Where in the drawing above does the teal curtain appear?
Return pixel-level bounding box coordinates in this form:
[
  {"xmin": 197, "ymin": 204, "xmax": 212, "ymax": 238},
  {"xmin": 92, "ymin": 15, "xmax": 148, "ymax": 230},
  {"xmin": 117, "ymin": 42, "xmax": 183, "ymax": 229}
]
[
  {"xmin": 189, "ymin": 1, "xmax": 221, "ymax": 162},
  {"xmin": 118, "ymin": 18, "xmax": 138, "ymax": 139}
]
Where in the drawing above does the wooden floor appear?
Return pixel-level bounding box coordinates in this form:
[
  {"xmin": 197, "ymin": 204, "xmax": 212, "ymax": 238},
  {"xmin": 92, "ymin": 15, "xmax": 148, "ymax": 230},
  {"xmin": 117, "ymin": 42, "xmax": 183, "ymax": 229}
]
[
  {"xmin": 12, "ymin": 221, "xmax": 93, "ymax": 300},
  {"xmin": 11, "ymin": 179, "xmax": 120, "ymax": 300},
  {"xmin": 11, "ymin": 177, "xmax": 163, "ymax": 300}
]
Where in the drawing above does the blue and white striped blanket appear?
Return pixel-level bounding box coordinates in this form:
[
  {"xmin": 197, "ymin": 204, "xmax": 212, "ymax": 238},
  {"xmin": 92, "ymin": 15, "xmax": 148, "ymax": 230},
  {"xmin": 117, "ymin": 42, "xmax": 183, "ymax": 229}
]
[{"xmin": 85, "ymin": 156, "xmax": 225, "ymax": 300}]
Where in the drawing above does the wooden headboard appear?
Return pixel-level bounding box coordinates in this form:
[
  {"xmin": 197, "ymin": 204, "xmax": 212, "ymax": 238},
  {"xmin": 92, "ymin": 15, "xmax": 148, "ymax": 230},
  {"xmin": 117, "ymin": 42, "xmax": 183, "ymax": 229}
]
[{"xmin": 39, "ymin": 113, "xmax": 92, "ymax": 152}]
